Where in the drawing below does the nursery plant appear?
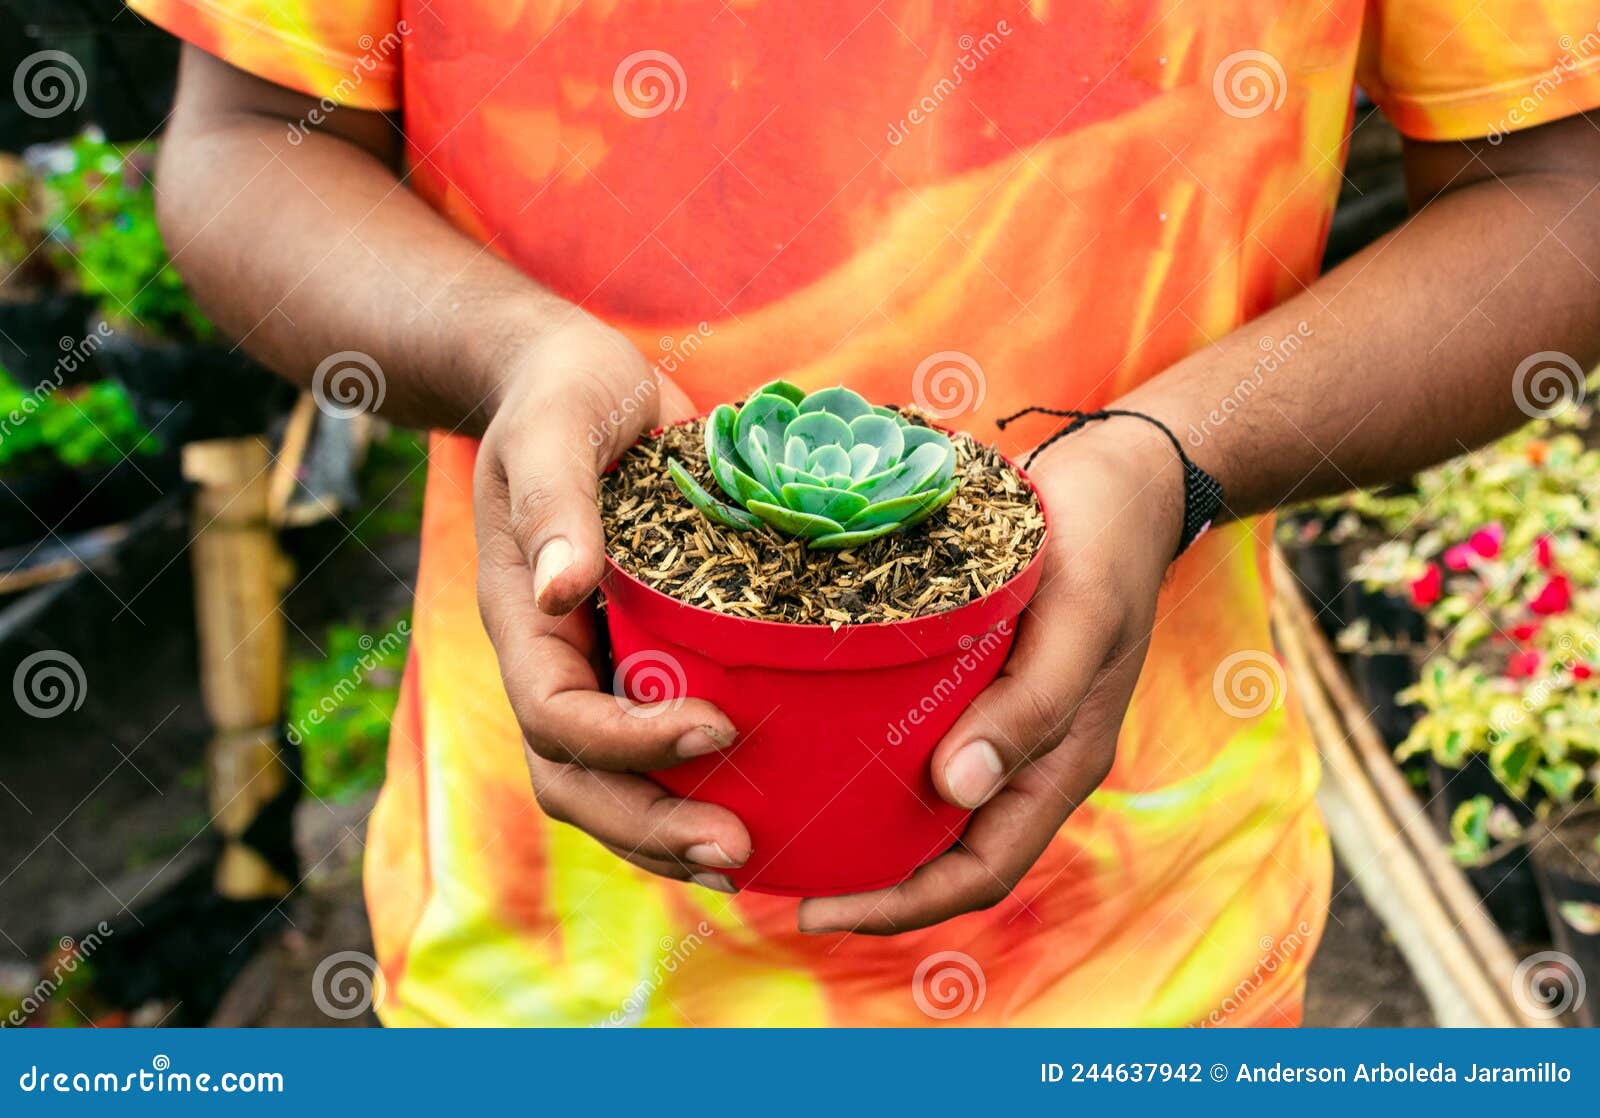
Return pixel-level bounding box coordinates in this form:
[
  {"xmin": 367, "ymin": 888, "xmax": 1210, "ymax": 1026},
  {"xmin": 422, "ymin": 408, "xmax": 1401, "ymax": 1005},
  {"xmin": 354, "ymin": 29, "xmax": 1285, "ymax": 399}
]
[
  {"xmin": 0, "ymin": 365, "xmax": 158, "ymax": 476},
  {"xmin": 40, "ymin": 132, "xmax": 215, "ymax": 343},
  {"xmin": 667, "ymin": 381, "xmax": 957, "ymax": 548},
  {"xmin": 603, "ymin": 387, "xmax": 1047, "ymax": 896}
]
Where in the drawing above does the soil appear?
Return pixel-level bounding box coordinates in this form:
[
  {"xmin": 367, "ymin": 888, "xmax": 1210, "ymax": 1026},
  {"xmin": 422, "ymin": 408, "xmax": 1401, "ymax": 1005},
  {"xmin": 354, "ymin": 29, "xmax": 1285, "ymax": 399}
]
[{"xmin": 601, "ymin": 415, "xmax": 1046, "ymax": 626}]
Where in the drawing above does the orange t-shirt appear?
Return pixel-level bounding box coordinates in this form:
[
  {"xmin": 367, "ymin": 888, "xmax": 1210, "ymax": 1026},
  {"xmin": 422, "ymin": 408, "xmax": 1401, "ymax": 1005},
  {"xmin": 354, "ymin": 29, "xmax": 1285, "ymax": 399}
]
[{"xmin": 130, "ymin": 0, "xmax": 1600, "ymax": 1026}]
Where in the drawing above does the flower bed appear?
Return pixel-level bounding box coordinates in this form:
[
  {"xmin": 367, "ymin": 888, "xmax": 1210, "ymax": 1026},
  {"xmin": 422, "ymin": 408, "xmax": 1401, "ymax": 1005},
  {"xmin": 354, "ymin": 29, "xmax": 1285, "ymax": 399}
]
[{"xmin": 1280, "ymin": 402, "xmax": 1600, "ymax": 1023}]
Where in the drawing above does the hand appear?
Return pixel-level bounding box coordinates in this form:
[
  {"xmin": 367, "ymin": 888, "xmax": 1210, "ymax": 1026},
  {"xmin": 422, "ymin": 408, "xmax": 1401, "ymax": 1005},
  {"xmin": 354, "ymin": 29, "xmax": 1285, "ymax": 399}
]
[
  {"xmin": 473, "ymin": 315, "xmax": 752, "ymax": 891},
  {"xmin": 798, "ymin": 417, "xmax": 1186, "ymax": 933}
]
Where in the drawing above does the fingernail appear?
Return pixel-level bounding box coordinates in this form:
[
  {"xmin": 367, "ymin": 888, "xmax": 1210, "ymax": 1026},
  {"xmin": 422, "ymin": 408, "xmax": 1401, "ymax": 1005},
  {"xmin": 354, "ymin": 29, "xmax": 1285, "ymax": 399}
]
[
  {"xmin": 533, "ymin": 537, "xmax": 574, "ymax": 607},
  {"xmin": 676, "ymin": 725, "xmax": 735, "ymax": 759},
  {"xmin": 689, "ymin": 871, "xmax": 737, "ymax": 894},
  {"xmin": 685, "ymin": 842, "xmax": 741, "ymax": 868},
  {"xmin": 945, "ymin": 740, "xmax": 1005, "ymax": 809}
]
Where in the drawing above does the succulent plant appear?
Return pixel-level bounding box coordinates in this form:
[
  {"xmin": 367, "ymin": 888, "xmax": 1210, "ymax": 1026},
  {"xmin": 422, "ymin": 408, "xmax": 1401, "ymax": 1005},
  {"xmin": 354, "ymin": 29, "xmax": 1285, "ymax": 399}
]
[{"xmin": 667, "ymin": 381, "xmax": 958, "ymax": 549}]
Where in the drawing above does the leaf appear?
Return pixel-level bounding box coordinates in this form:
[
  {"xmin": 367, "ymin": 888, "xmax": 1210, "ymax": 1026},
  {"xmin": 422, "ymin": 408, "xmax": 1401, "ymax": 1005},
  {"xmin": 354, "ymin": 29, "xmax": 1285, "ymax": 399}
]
[
  {"xmin": 745, "ymin": 500, "xmax": 844, "ymax": 539},
  {"xmin": 741, "ymin": 426, "xmax": 783, "ymax": 497},
  {"xmin": 704, "ymin": 404, "xmax": 745, "ymax": 501},
  {"xmin": 1533, "ymin": 761, "xmax": 1585, "ymax": 803},
  {"xmin": 1559, "ymin": 901, "xmax": 1600, "ymax": 935},
  {"xmin": 1447, "ymin": 795, "xmax": 1494, "ymax": 866},
  {"xmin": 797, "ymin": 386, "xmax": 873, "ymax": 422},
  {"xmin": 810, "ymin": 521, "xmax": 904, "ymax": 550},
  {"xmin": 785, "ymin": 410, "xmax": 854, "ymax": 456},
  {"xmin": 779, "ymin": 483, "xmax": 871, "ymax": 523},
  {"xmin": 775, "ymin": 462, "xmax": 826, "ymax": 490},
  {"xmin": 806, "ymin": 444, "xmax": 853, "ymax": 479},
  {"xmin": 736, "ymin": 394, "xmax": 798, "ymax": 475},
  {"xmin": 1489, "ymin": 736, "xmax": 1538, "ymax": 798},
  {"xmin": 848, "ymin": 414, "xmax": 904, "ymax": 472},
  {"xmin": 784, "ymin": 435, "xmax": 809, "ymax": 470},
  {"xmin": 667, "ymin": 458, "xmax": 761, "ymax": 531},
  {"xmin": 900, "ymin": 479, "xmax": 959, "ymax": 528},
  {"xmin": 843, "ymin": 486, "xmax": 945, "ymax": 531},
  {"xmin": 752, "ymin": 379, "xmax": 806, "ymax": 406},
  {"xmin": 848, "ymin": 442, "xmax": 948, "ymax": 504},
  {"xmin": 725, "ymin": 462, "xmax": 777, "ymax": 507},
  {"xmin": 848, "ymin": 444, "xmax": 879, "ymax": 481}
]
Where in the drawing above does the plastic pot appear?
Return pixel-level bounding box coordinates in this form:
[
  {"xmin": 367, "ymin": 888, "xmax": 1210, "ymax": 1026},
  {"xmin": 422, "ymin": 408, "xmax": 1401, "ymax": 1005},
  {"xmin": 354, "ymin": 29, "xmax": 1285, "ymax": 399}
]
[
  {"xmin": 1427, "ymin": 755, "xmax": 1549, "ymax": 944},
  {"xmin": 1346, "ymin": 648, "xmax": 1418, "ymax": 747},
  {"xmin": 1530, "ymin": 859, "xmax": 1600, "ymax": 1028},
  {"xmin": 0, "ymin": 293, "xmax": 98, "ymax": 386},
  {"xmin": 92, "ymin": 325, "xmax": 296, "ymax": 443},
  {"xmin": 1342, "ymin": 583, "xmax": 1424, "ymax": 642},
  {"xmin": 1278, "ymin": 526, "xmax": 1347, "ymax": 639},
  {"xmin": 603, "ymin": 485, "xmax": 1048, "ymax": 897},
  {"xmin": 0, "ymin": 450, "xmax": 181, "ymax": 551}
]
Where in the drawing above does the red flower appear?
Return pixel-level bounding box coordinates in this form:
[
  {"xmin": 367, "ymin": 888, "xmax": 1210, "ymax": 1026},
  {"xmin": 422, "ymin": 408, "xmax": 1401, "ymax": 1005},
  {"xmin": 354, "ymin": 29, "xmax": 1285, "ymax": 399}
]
[
  {"xmin": 1529, "ymin": 574, "xmax": 1572, "ymax": 616},
  {"xmin": 1409, "ymin": 564, "xmax": 1442, "ymax": 608},
  {"xmin": 1510, "ymin": 621, "xmax": 1542, "ymax": 642},
  {"xmin": 1572, "ymin": 663, "xmax": 1595, "ymax": 681},
  {"xmin": 1443, "ymin": 543, "xmax": 1477, "ymax": 572},
  {"xmin": 1469, "ymin": 523, "xmax": 1504, "ymax": 559},
  {"xmin": 1507, "ymin": 651, "xmax": 1542, "ymax": 679},
  {"xmin": 1535, "ymin": 535, "xmax": 1555, "ymax": 571}
]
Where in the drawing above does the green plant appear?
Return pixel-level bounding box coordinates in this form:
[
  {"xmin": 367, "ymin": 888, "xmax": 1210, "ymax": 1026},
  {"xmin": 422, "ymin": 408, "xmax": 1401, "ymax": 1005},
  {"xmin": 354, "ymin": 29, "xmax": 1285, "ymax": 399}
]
[
  {"xmin": 668, "ymin": 382, "xmax": 958, "ymax": 549},
  {"xmin": 286, "ymin": 617, "xmax": 410, "ymax": 803},
  {"xmin": 0, "ymin": 366, "xmax": 158, "ymax": 475},
  {"xmin": 41, "ymin": 133, "xmax": 215, "ymax": 342}
]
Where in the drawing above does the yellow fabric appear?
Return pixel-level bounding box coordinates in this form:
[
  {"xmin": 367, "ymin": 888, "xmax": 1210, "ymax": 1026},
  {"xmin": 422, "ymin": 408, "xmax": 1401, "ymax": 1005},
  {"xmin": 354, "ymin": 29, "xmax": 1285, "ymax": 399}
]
[{"xmin": 127, "ymin": 0, "xmax": 1600, "ymax": 1026}]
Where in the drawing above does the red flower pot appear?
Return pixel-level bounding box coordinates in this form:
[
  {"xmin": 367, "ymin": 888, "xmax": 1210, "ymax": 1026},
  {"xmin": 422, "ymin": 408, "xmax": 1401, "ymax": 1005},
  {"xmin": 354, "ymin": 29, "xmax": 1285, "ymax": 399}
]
[{"xmin": 602, "ymin": 466, "xmax": 1048, "ymax": 897}]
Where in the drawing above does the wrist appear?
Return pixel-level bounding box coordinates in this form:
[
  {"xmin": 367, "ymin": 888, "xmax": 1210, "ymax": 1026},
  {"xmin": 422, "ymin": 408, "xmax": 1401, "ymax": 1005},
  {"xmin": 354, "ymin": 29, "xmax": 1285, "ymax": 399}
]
[{"xmin": 1030, "ymin": 413, "xmax": 1188, "ymax": 562}]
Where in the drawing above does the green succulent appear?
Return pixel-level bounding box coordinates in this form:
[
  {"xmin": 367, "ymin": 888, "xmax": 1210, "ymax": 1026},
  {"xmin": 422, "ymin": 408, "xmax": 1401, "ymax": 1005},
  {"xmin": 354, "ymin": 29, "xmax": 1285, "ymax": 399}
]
[{"xmin": 667, "ymin": 381, "xmax": 958, "ymax": 549}]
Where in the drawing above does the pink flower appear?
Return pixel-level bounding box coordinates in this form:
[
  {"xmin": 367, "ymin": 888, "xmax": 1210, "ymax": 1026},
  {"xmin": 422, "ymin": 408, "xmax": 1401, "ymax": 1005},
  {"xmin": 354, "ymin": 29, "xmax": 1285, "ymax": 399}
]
[
  {"xmin": 1529, "ymin": 574, "xmax": 1572, "ymax": 616},
  {"xmin": 1409, "ymin": 564, "xmax": 1442, "ymax": 608},
  {"xmin": 1507, "ymin": 651, "xmax": 1542, "ymax": 679},
  {"xmin": 1469, "ymin": 523, "xmax": 1503, "ymax": 559},
  {"xmin": 1443, "ymin": 544, "xmax": 1477, "ymax": 572},
  {"xmin": 1535, "ymin": 535, "xmax": 1556, "ymax": 571}
]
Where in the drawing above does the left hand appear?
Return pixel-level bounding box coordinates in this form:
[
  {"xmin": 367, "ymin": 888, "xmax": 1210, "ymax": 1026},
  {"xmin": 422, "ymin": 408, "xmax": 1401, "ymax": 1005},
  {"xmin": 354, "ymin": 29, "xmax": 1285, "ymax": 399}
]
[{"xmin": 798, "ymin": 417, "xmax": 1187, "ymax": 934}]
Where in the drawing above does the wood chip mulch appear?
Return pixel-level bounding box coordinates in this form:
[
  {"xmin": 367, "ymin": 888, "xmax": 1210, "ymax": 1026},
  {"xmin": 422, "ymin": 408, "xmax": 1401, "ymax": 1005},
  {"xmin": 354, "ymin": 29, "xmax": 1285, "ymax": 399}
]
[{"xmin": 600, "ymin": 412, "xmax": 1047, "ymax": 626}]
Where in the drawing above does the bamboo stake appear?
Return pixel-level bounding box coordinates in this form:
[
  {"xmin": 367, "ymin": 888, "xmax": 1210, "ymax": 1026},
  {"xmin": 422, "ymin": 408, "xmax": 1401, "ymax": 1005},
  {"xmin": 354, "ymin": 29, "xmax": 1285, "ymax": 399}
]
[
  {"xmin": 184, "ymin": 437, "xmax": 291, "ymax": 900},
  {"xmin": 1273, "ymin": 595, "xmax": 1518, "ymax": 1026}
]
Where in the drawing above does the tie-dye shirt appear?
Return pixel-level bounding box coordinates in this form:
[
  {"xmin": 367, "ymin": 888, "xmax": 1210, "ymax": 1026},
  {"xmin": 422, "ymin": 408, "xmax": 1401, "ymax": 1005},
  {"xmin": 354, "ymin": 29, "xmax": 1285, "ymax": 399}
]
[{"xmin": 130, "ymin": 0, "xmax": 1600, "ymax": 1026}]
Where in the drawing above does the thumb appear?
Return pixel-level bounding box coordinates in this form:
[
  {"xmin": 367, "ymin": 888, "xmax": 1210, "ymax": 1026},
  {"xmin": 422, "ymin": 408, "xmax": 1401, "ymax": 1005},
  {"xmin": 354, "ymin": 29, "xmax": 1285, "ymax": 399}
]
[
  {"xmin": 501, "ymin": 429, "xmax": 608, "ymax": 617},
  {"xmin": 929, "ymin": 611, "xmax": 1121, "ymax": 809}
]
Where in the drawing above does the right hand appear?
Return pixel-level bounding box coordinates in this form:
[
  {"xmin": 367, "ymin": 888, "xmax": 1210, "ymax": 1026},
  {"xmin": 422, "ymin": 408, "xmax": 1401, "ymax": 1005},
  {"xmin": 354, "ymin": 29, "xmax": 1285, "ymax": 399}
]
[{"xmin": 472, "ymin": 316, "xmax": 752, "ymax": 891}]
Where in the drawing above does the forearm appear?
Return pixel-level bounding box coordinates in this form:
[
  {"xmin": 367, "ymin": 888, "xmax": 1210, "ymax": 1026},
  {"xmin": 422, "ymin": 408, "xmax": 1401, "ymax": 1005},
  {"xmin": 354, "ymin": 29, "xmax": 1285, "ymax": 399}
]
[
  {"xmin": 1116, "ymin": 137, "xmax": 1600, "ymax": 519},
  {"xmin": 156, "ymin": 60, "xmax": 586, "ymax": 434}
]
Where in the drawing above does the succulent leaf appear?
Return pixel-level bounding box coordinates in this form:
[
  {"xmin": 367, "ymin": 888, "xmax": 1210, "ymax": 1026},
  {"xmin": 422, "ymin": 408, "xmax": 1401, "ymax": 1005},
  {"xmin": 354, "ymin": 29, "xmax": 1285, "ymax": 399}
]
[
  {"xmin": 675, "ymin": 388, "xmax": 959, "ymax": 548},
  {"xmin": 668, "ymin": 458, "xmax": 761, "ymax": 531},
  {"xmin": 797, "ymin": 386, "xmax": 874, "ymax": 422}
]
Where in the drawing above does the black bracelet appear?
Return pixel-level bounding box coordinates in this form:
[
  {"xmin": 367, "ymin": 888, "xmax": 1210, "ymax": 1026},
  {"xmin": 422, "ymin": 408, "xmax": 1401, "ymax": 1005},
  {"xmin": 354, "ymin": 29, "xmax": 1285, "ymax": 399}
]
[{"xmin": 995, "ymin": 406, "xmax": 1225, "ymax": 560}]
